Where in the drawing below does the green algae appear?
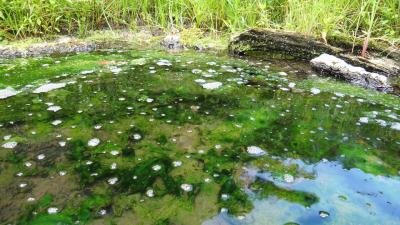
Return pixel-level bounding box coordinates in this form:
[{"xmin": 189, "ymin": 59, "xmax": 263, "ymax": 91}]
[
  {"xmin": 0, "ymin": 50, "xmax": 399, "ymax": 225},
  {"xmin": 251, "ymin": 178, "xmax": 318, "ymax": 207}
]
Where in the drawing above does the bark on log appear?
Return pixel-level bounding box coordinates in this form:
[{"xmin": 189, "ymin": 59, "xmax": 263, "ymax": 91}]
[{"xmin": 229, "ymin": 29, "xmax": 400, "ymax": 78}]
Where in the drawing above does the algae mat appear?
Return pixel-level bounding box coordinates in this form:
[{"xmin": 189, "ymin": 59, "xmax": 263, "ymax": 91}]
[{"xmin": 0, "ymin": 50, "xmax": 399, "ymax": 225}]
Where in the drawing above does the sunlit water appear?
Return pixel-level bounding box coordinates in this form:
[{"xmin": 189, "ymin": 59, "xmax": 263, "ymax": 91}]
[{"xmin": 0, "ymin": 50, "xmax": 399, "ymax": 225}]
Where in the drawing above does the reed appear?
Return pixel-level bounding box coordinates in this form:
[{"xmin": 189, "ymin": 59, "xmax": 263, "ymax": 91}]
[{"xmin": 0, "ymin": 0, "xmax": 398, "ymax": 43}]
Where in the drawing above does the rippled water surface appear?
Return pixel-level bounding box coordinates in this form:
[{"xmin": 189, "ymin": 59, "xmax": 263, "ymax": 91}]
[{"xmin": 0, "ymin": 50, "xmax": 399, "ymax": 225}]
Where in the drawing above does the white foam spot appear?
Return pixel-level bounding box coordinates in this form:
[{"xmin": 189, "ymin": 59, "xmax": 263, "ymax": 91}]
[
  {"xmin": 202, "ymin": 82, "xmax": 222, "ymax": 90},
  {"xmin": 88, "ymin": 138, "xmax": 100, "ymax": 147},
  {"xmin": 310, "ymin": 88, "xmax": 321, "ymax": 95},
  {"xmin": 47, "ymin": 106, "xmax": 62, "ymax": 112},
  {"xmin": 181, "ymin": 183, "xmax": 193, "ymax": 192},
  {"xmin": 359, "ymin": 117, "xmax": 369, "ymax": 124},
  {"xmin": 47, "ymin": 207, "xmax": 59, "ymax": 214},
  {"xmin": 2, "ymin": 141, "xmax": 18, "ymax": 149}
]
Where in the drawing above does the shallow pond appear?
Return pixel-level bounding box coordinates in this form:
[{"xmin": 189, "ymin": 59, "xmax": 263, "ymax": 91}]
[{"xmin": 0, "ymin": 50, "xmax": 399, "ymax": 225}]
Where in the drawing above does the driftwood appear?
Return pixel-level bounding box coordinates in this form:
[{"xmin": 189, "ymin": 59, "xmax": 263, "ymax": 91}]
[
  {"xmin": 311, "ymin": 54, "xmax": 392, "ymax": 92},
  {"xmin": 229, "ymin": 29, "xmax": 400, "ymax": 78}
]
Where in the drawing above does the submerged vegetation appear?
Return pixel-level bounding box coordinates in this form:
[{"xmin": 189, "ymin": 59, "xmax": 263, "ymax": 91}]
[
  {"xmin": 1, "ymin": 50, "xmax": 399, "ymax": 224},
  {"xmin": 0, "ymin": 0, "xmax": 399, "ymax": 45}
]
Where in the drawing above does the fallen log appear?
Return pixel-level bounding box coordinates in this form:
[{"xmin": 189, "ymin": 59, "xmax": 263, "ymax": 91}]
[{"xmin": 229, "ymin": 29, "xmax": 400, "ymax": 94}]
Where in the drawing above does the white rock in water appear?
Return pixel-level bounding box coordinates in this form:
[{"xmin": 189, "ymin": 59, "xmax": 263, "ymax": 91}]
[
  {"xmin": 156, "ymin": 59, "xmax": 172, "ymax": 66},
  {"xmin": 110, "ymin": 150, "xmax": 119, "ymax": 156},
  {"xmin": 359, "ymin": 117, "xmax": 369, "ymax": 124},
  {"xmin": 319, "ymin": 211, "xmax": 330, "ymax": 218},
  {"xmin": 310, "ymin": 54, "xmax": 390, "ymax": 91},
  {"xmin": 0, "ymin": 87, "xmax": 20, "ymax": 99},
  {"xmin": 47, "ymin": 106, "xmax": 62, "ymax": 112},
  {"xmin": 202, "ymin": 82, "xmax": 222, "ymax": 90},
  {"xmin": 247, "ymin": 146, "xmax": 266, "ymax": 156},
  {"xmin": 146, "ymin": 189, "xmax": 155, "ymax": 197},
  {"xmin": 278, "ymin": 72, "xmax": 288, "ymax": 76},
  {"xmin": 181, "ymin": 183, "xmax": 193, "ymax": 192},
  {"xmin": 81, "ymin": 70, "xmax": 95, "ymax": 75},
  {"xmin": 391, "ymin": 122, "xmax": 400, "ymax": 131},
  {"xmin": 2, "ymin": 141, "xmax": 18, "ymax": 149},
  {"xmin": 51, "ymin": 120, "xmax": 62, "ymax": 126},
  {"xmin": 133, "ymin": 133, "xmax": 142, "ymax": 140},
  {"xmin": 310, "ymin": 88, "xmax": 321, "ymax": 95},
  {"xmin": 194, "ymin": 79, "xmax": 206, "ymax": 83},
  {"xmin": 283, "ymin": 174, "xmax": 295, "ymax": 183},
  {"xmin": 33, "ymin": 83, "xmax": 66, "ymax": 93},
  {"xmin": 107, "ymin": 177, "xmax": 118, "ymax": 185},
  {"xmin": 47, "ymin": 207, "xmax": 59, "ymax": 214},
  {"xmin": 152, "ymin": 164, "xmax": 162, "ymax": 171},
  {"xmin": 88, "ymin": 138, "xmax": 100, "ymax": 147},
  {"xmin": 173, "ymin": 161, "xmax": 182, "ymax": 167}
]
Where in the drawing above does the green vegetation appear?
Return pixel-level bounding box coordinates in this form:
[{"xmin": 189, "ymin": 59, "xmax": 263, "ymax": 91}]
[
  {"xmin": 0, "ymin": 0, "xmax": 398, "ymax": 45},
  {"xmin": 1, "ymin": 50, "xmax": 399, "ymax": 224}
]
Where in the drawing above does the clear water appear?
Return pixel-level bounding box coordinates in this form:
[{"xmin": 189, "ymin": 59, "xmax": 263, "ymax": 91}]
[{"xmin": 0, "ymin": 50, "xmax": 399, "ymax": 225}]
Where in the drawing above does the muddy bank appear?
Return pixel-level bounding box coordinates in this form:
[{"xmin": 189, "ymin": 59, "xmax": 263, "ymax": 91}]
[
  {"xmin": 0, "ymin": 37, "xmax": 97, "ymax": 58},
  {"xmin": 0, "ymin": 29, "xmax": 227, "ymax": 59}
]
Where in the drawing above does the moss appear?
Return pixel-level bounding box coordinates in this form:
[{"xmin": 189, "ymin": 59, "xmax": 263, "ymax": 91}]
[
  {"xmin": 251, "ymin": 179, "xmax": 318, "ymax": 207},
  {"xmin": 218, "ymin": 178, "xmax": 253, "ymax": 215}
]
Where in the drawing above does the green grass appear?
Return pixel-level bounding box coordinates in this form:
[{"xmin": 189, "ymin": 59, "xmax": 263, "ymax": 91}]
[{"xmin": 0, "ymin": 0, "xmax": 398, "ymax": 44}]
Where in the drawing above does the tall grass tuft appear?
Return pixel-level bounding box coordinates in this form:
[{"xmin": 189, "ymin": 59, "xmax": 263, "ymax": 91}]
[{"xmin": 0, "ymin": 0, "xmax": 399, "ymax": 43}]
